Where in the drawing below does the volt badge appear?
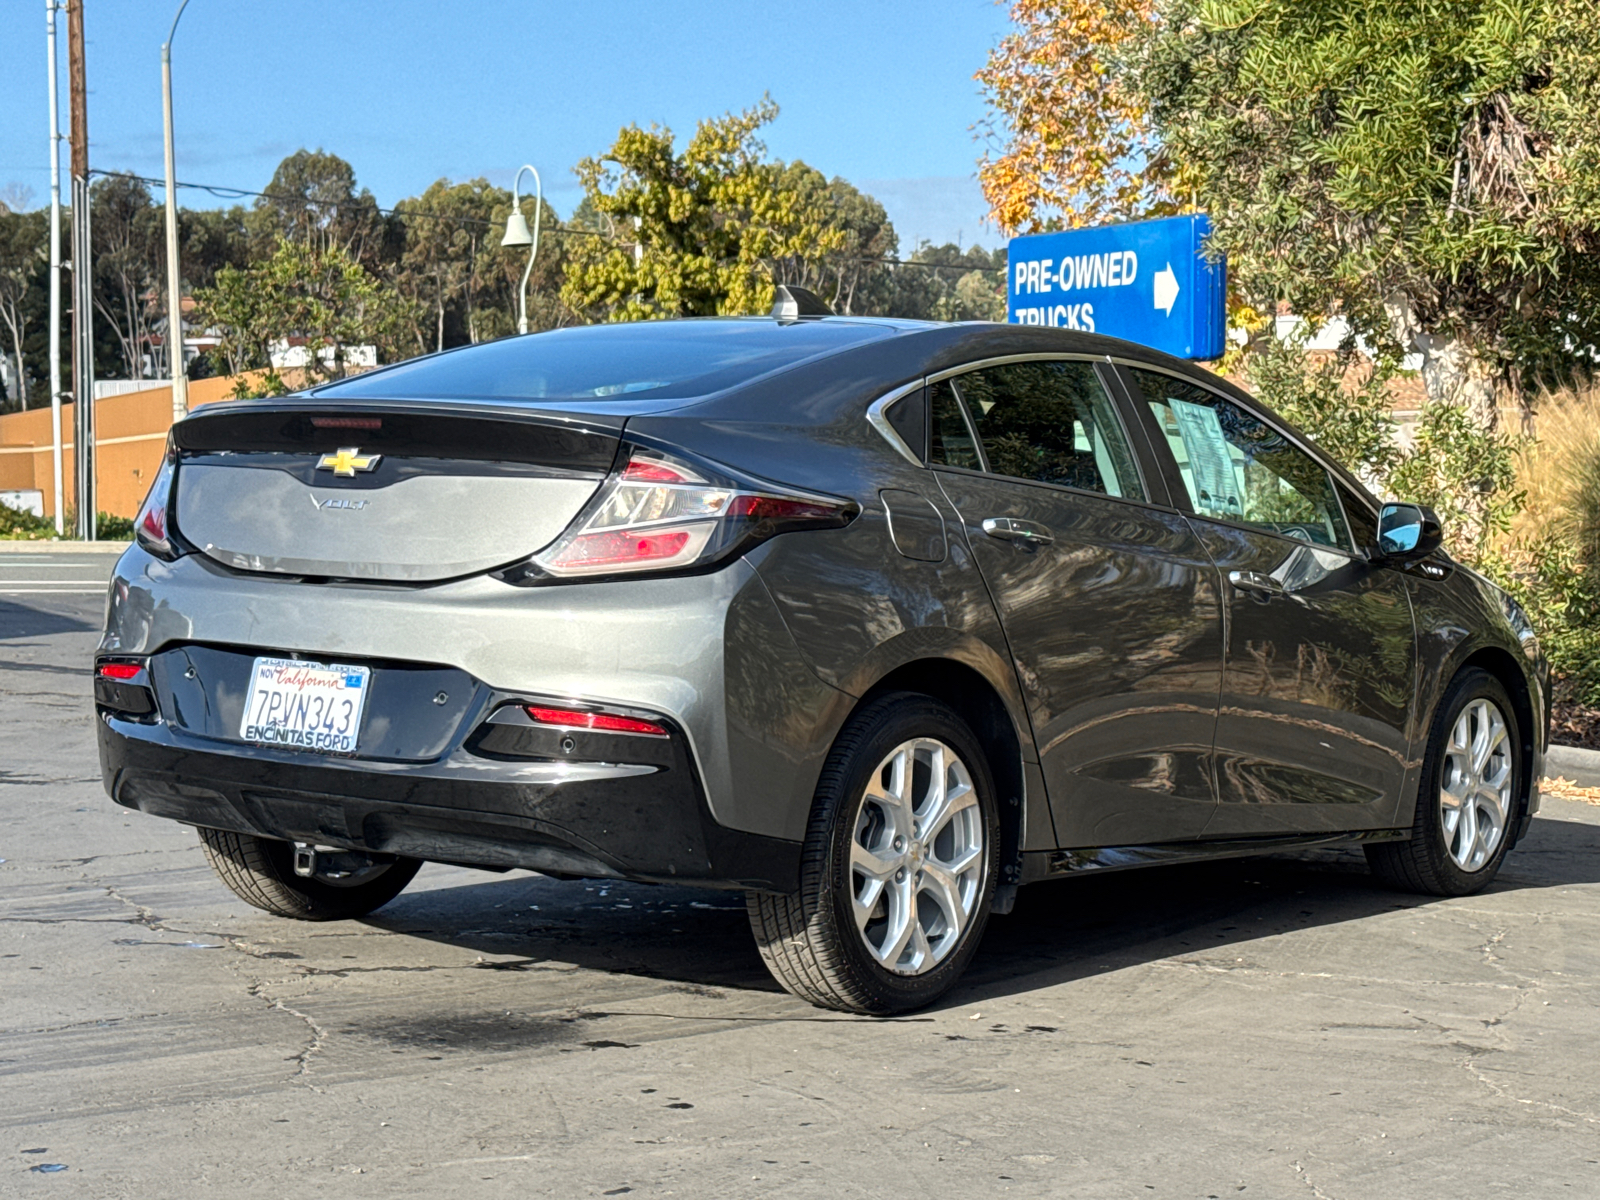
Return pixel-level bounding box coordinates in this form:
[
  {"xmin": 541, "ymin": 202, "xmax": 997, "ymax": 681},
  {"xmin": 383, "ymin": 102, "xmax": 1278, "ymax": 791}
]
[{"xmin": 316, "ymin": 447, "xmax": 381, "ymax": 477}]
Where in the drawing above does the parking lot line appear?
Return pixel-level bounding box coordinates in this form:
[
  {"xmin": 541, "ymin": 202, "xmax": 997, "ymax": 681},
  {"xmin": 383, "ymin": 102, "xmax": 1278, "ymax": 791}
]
[{"xmin": 0, "ymin": 588, "xmax": 104, "ymax": 595}]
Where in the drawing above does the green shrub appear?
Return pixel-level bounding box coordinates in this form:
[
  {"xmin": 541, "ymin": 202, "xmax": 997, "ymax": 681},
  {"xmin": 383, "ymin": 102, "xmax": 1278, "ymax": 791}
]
[
  {"xmin": 1484, "ymin": 533, "xmax": 1600, "ymax": 707},
  {"xmin": 1242, "ymin": 326, "xmax": 1400, "ymax": 484},
  {"xmin": 1386, "ymin": 402, "xmax": 1524, "ymax": 569},
  {"xmin": 0, "ymin": 504, "xmax": 137, "ymax": 542},
  {"xmin": 96, "ymin": 511, "xmax": 135, "ymax": 541},
  {"xmin": 1247, "ymin": 336, "xmax": 1598, "ymax": 704},
  {"xmin": 0, "ymin": 500, "xmax": 56, "ymax": 540}
]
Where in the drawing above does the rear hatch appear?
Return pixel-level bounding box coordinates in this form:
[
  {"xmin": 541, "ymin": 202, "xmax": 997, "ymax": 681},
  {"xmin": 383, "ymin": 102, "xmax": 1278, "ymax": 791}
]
[{"xmin": 171, "ymin": 401, "xmax": 621, "ymax": 582}]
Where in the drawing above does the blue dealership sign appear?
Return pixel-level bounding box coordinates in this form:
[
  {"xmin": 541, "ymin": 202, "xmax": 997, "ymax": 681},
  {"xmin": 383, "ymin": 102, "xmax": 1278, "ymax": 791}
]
[{"xmin": 1007, "ymin": 214, "xmax": 1226, "ymax": 360}]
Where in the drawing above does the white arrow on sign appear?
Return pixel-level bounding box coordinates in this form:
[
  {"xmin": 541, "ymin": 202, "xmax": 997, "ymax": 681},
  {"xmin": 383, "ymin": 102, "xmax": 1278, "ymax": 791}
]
[{"xmin": 1153, "ymin": 263, "xmax": 1180, "ymax": 316}]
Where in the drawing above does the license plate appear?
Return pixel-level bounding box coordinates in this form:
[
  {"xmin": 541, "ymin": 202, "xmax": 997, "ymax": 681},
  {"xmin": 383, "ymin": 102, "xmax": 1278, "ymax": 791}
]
[{"xmin": 240, "ymin": 657, "xmax": 371, "ymax": 752}]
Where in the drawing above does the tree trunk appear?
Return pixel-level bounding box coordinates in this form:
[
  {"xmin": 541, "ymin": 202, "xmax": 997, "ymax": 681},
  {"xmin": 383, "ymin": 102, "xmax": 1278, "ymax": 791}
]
[
  {"xmin": 8, "ymin": 339, "xmax": 26, "ymax": 409},
  {"xmin": 1384, "ymin": 292, "xmax": 1500, "ymax": 430},
  {"xmin": 92, "ymin": 293, "xmax": 136, "ymax": 382},
  {"xmin": 466, "ymin": 233, "xmax": 479, "ymax": 344},
  {"xmin": 0, "ymin": 302, "xmax": 26, "ymax": 408},
  {"xmin": 1415, "ymin": 332, "xmax": 1499, "ymax": 429}
]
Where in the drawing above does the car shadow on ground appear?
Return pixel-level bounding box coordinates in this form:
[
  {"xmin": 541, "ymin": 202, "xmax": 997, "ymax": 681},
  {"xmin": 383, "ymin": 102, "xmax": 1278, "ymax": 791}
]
[
  {"xmin": 0, "ymin": 598, "xmax": 97, "ymax": 640},
  {"xmin": 366, "ymin": 811, "xmax": 1600, "ymax": 1010}
]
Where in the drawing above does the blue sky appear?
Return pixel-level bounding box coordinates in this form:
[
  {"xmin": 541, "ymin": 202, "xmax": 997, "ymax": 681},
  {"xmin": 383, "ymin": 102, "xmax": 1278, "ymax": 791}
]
[{"xmin": 0, "ymin": 0, "xmax": 1014, "ymax": 252}]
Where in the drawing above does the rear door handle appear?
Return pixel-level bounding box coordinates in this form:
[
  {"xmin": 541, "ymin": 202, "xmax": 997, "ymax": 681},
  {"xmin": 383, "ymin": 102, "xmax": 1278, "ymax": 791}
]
[
  {"xmin": 982, "ymin": 517, "xmax": 1054, "ymax": 546},
  {"xmin": 1228, "ymin": 569, "xmax": 1286, "ymax": 597}
]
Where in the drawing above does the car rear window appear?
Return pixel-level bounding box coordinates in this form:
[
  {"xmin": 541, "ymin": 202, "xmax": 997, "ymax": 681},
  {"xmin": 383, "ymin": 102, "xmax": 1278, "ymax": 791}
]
[{"xmin": 313, "ymin": 319, "xmax": 896, "ymax": 403}]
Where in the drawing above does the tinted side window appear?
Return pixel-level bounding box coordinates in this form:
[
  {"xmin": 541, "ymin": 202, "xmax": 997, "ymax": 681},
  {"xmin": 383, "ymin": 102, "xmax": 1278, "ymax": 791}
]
[
  {"xmin": 929, "ymin": 379, "xmax": 981, "ymax": 470},
  {"xmin": 1133, "ymin": 369, "xmax": 1351, "ymax": 551},
  {"xmin": 952, "ymin": 361, "xmax": 1145, "ymax": 500},
  {"xmin": 884, "ymin": 388, "xmax": 927, "ymax": 460}
]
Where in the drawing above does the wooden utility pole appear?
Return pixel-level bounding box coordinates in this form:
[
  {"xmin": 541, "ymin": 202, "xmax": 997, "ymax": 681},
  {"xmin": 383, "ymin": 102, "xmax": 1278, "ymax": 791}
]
[{"xmin": 67, "ymin": 0, "xmax": 94, "ymax": 539}]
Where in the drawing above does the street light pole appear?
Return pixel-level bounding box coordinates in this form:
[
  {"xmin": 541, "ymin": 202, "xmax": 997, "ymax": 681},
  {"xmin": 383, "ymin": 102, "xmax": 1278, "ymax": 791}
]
[
  {"xmin": 501, "ymin": 165, "xmax": 542, "ymax": 335},
  {"xmin": 45, "ymin": 0, "xmax": 64, "ymax": 534},
  {"xmin": 161, "ymin": 0, "xmax": 191, "ymax": 421}
]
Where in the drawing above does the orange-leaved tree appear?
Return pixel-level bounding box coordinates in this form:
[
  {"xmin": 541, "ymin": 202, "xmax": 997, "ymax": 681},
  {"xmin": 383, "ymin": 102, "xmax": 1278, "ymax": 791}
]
[{"xmin": 975, "ymin": 0, "xmax": 1174, "ymax": 235}]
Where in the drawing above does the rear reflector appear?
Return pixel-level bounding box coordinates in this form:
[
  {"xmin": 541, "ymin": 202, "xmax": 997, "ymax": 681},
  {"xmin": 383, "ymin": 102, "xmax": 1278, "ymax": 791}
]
[
  {"xmin": 545, "ymin": 528, "xmax": 698, "ymax": 571},
  {"xmin": 726, "ymin": 495, "xmax": 841, "ymax": 521},
  {"xmin": 524, "ymin": 705, "xmax": 668, "ymax": 736},
  {"xmin": 97, "ymin": 662, "xmax": 144, "ymax": 680}
]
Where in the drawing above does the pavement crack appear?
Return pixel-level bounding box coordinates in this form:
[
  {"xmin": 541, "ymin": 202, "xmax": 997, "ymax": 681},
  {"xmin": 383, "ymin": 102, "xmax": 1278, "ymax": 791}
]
[
  {"xmin": 1155, "ymin": 957, "xmax": 1526, "ymax": 991},
  {"xmin": 65, "ymin": 848, "xmax": 180, "ymax": 867},
  {"xmin": 1291, "ymin": 1159, "xmax": 1339, "ymax": 1200},
  {"xmin": 1460, "ymin": 1051, "xmax": 1600, "ymax": 1126},
  {"xmin": 299, "ymin": 963, "xmax": 456, "ymax": 977},
  {"xmin": 101, "ymin": 884, "xmax": 169, "ymax": 933},
  {"xmin": 17, "ymin": 1011, "xmax": 169, "ymax": 1035},
  {"xmin": 1480, "ymin": 925, "xmax": 1509, "ymax": 966},
  {"xmin": 0, "ymin": 773, "xmax": 103, "ymax": 786},
  {"xmin": 249, "ymin": 981, "xmax": 328, "ymax": 1090}
]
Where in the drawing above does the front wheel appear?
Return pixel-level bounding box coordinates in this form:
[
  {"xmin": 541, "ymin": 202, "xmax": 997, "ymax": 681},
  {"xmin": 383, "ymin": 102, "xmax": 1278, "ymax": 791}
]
[
  {"xmin": 747, "ymin": 692, "xmax": 1000, "ymax": 1014},
  {"xmin": 1366, "ymin": 667, "xmax": 1522, "ymax": 896},
  {"xmin": 197, "ymin": 828, "xmax": 422, "ymax": 920}
]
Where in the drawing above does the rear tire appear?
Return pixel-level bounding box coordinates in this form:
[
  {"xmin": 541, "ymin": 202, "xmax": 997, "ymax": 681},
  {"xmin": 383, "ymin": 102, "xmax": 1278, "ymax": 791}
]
[
  {"xmin": 1366, "ymin": 668, "xmax": 1521, "ymax": 897},
  {"xmin": 747, "ymin": 692, "xmax": 1000, "ymax": 1014},
  {"xmin": 197, "ymin": 828, "xmax": 422, "ymax": 920}
]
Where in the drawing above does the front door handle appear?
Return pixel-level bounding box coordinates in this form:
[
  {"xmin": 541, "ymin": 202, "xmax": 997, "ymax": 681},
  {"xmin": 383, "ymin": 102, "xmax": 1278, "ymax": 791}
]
[
  {"xmin": 982, "ymin": 517, "xmax": 1055, "ymax": 546},
  {"xmin": 1228, "ymin": 569, "xmax": 1286, "ymax": 597}
]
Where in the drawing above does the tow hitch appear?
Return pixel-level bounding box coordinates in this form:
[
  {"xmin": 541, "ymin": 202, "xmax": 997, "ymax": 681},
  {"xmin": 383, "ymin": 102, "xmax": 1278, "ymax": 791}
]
[{"xmin": 292, "ymin": 842, "xmax": 392, "ymax": 882}]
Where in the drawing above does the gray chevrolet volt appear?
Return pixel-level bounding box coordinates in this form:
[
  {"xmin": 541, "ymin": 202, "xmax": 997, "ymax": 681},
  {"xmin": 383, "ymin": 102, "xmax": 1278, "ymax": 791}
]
[{"xmin": 96, "ymin": 292, "xmax": 1548, "ymax": 1013}]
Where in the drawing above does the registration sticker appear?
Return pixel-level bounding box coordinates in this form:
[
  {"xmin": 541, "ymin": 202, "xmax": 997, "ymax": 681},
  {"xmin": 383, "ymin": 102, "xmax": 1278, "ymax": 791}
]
[{"xmin": 240, "ymin": 657, "xmax": 371, "ymax": 752}]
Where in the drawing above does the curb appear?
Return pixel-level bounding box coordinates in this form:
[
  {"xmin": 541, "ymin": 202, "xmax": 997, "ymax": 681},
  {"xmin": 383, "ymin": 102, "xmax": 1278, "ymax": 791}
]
[
  {"xmin": 0, "ymin": 540, "xmax": 131, "ymax": 554},
  {"xmin": 1547, "ymin": 744, "xmax": 1600, "ymax": 788}
]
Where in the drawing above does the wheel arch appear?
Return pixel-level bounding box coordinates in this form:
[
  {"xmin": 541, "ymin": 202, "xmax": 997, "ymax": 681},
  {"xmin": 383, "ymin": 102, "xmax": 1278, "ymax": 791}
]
[
  {"xmin": 856, "ymin": 657, "xmax": 1035, "ymax": 905},
  {"xmin": 1459, "ymin": 646, "xmax": 1540, "ymax": 830},
  {"xmin": 1407, "ymin": 645, "xmax": 1541, "ymax": 845}
]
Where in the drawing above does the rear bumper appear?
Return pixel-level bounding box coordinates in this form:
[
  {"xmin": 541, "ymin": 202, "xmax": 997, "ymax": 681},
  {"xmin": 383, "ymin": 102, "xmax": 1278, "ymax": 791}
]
[
  {"xmin": 98, "ymin": 713, "xmax": 800, "ymax": 892},
  {"xmin": 101, "ymin": 541, "xmax": 850, "ymax": 844}
]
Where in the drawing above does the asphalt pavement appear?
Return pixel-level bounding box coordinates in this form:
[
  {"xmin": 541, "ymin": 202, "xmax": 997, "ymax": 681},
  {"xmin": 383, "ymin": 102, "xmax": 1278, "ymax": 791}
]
[
  {"xmin": 0, "ymin": 543, "xmax": 124, "ymax": 600},
  {"xmin": 6, "ymin": 550, "xmax": 1600, "ymax": 1198}
]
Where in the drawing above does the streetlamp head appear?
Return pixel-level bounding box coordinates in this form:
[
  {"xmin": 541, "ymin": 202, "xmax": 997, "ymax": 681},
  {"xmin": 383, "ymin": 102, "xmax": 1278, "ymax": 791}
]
[{"xmin": 502, "ymin": 208, "xmax": 534, "ymax": 248}]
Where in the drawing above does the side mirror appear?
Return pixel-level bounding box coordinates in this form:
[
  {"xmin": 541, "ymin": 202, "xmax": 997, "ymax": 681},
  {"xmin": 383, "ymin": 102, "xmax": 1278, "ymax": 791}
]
[{"xmin": 1377, "ymin": 502, "xmax": 1443, "ymax": 561}]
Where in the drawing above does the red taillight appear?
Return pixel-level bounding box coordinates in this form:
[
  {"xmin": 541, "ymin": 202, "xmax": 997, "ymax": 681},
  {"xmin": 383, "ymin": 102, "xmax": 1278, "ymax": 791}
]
[
  {"xmin": 139, "ymin": 502, "xmax": 166, "ymax": 544},
  {"xmin": 524, "ymin": 705, "xmax": 667, "ymax": 737},
  {"xmin": 134, "ymin": 451, "xmax": 178, "ymax": 559},
  {"xmin": 97, "ymin": 661, "xmax": 143, "ymax": 680},
  {"xmin": 528, "ymin": 445, "xmax": 857, "ymax": 580},
  {"xmin": 311, "ymin": 416, "xmax": 382, "ymax": 430},
  {"xmin": 622, "ymin": 459, "xmax": 694, "ymax": 484}
]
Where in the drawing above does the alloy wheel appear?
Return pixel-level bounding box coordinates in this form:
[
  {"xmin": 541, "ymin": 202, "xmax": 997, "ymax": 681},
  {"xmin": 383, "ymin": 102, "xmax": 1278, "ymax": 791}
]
[
  {"xmin": 849, "ymin": 737, "xmax": 986, "ymax": 975},
  {"xmin": 1439, "ymin": 697, "xmax": 1513, "ymax": 872}
]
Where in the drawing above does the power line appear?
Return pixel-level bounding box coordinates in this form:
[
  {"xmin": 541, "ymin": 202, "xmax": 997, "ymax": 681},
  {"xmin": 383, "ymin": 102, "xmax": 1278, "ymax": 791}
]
[
  {"xmin": 88, "ymin": 168, "xmax": 1007, "ymax": 276},
  {"xmin": 88, "ymin": 168, "xmax": 606, "ymax": 242}
]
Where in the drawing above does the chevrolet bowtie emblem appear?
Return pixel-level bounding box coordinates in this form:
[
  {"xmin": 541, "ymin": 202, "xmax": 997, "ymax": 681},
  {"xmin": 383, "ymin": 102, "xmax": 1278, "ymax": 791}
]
[{"xmin": 316, "ymin": 447, "xmax": 381, "ymax": 477}]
